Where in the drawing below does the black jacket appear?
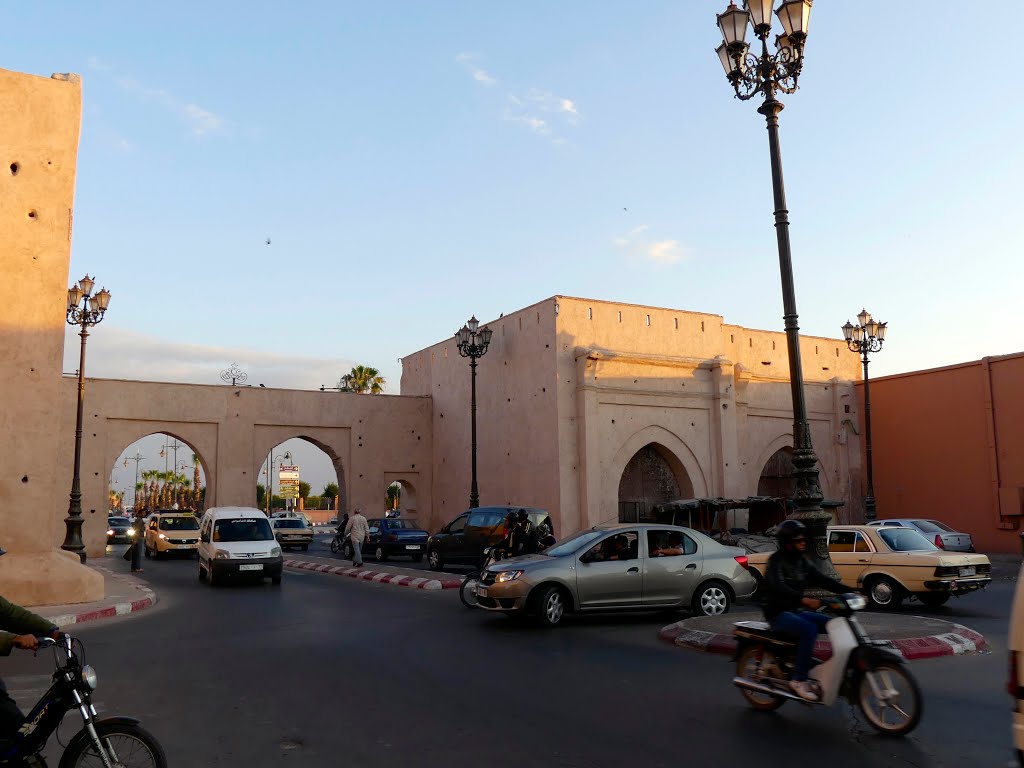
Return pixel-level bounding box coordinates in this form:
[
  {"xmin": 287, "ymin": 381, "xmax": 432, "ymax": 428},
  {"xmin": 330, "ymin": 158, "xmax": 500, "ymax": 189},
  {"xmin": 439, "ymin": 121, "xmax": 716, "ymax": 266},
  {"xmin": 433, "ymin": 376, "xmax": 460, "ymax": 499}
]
[{"xmin": 763, "ymin": 549, "xmax": 849, "ymax": 620}]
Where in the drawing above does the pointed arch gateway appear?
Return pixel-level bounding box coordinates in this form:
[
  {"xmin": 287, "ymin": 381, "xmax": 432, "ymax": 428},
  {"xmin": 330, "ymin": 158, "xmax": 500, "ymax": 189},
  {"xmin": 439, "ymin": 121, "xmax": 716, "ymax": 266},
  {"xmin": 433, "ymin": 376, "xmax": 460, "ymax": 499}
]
[{"xmin": 617, "ymin": 443, "xmax": 695, "ymax": 524}]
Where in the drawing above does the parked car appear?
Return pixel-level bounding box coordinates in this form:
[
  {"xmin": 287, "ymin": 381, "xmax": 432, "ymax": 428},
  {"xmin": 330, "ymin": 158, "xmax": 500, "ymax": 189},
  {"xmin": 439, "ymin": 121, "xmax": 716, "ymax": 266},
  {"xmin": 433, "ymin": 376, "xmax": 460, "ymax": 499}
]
[
  {"xmin": 866, "ymin": 518, "xmax": 975, "ymax": 552},
  {"xmin": 474, "ymin": 524, "xmax": 756, "ymax": 626},
  {"xmin": 271, "ymin": 517, "xmax": 313, "ymax": 551},
  {"xmin": 1009, "ymin": 562, "xmax": 1024, "ymax": 765},
  {"xmin": 198, "ymin": 507, "xmax": 283, "ymax": 586},
  {"xmin": 144, "ymin": 512, "xmax": 200, "ymax": 558},
  {"xmin": 340, "ymin": 518, "xmax": 428, "ymax": 562},
  {"xmin": 106, "ymin": 516, "xmax": 135, "ymax": 545},
  {"xmin": 426, "ymin": 506, "xmax": 553, "ymax": 571},
  {"xmin": 746, "ymin": 525, "xmax": 991, "ymax": 610}
]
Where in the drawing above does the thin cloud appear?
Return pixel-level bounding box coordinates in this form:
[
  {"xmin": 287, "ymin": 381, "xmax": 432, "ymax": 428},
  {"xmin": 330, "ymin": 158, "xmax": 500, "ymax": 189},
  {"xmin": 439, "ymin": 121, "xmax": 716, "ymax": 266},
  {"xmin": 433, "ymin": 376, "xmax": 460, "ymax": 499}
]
[
  {"xmin": 647, "ymin": 240, "xmax": 685, "ymax": 264},
  {"xmin": 614, "ymin": 227, "xmax": 691, "ymax": 266},
  {"xmin": 456, "ymin": 53, "xmax": 497, "ymax": 86}
]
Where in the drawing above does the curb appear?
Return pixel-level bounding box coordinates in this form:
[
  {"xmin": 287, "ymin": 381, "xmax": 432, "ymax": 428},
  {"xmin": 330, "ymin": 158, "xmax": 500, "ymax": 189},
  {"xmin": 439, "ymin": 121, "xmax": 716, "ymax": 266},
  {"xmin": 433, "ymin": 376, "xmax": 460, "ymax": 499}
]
[
  {"xmin": 659, "ymin": 619, "xmax": 988, "ymax": 661},
  {"xmin": 39, "ymin": 566, "xmax": 158, "ymax": 628},
  {"xmin": 284, "ymin": 559, "xmax": 462, "ymax": 590}
]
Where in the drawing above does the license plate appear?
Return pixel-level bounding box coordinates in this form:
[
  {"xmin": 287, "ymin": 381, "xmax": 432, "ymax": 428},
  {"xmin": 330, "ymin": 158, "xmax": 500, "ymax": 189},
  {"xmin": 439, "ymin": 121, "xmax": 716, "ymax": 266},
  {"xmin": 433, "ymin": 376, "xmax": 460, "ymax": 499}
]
[
  {"xmin": 959, "ymin": 566, "xmax": 976, "ymax": 577},
  {"xmin": 239, "ymin": 564, "xmax": 263, "ymax": 572},
  {"xmin": 405, "ymin": 544, "xmax": 421, "ymax": 550},
  {"xmin": 476, "ymin": 586, "xmax": 488, "ymax": 597}
]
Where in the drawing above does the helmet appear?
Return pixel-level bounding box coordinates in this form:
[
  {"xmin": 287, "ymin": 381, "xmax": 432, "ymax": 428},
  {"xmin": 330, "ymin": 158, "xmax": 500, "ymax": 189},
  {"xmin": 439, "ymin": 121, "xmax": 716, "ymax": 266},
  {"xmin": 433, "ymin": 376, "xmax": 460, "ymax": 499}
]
[
  {"xmin": 776, "ymin": 519, "xmax": 807, "ymax": 547},
  {"xmin": 538, "ymin": 524, "xmax": 550, "ymax": 536},
  {"xmin": 516, "ymin": 509, "xmax": 529, "ymax": 521}
]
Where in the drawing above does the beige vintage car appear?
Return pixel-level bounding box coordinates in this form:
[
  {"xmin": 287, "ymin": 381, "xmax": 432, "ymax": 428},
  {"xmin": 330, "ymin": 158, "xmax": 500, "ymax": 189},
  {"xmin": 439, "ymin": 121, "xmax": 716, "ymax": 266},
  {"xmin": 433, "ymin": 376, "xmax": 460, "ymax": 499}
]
[{"xmin": 747, "ymin": 524, "xmax": 991, "ymax": 610}]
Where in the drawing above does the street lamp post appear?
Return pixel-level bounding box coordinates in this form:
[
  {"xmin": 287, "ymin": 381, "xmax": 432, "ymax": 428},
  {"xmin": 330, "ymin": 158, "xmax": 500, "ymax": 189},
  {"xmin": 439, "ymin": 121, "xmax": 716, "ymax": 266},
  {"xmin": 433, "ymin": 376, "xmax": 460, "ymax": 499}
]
[
  {"xmin": 713, "ymin": 1, "xmax": 839, "ymax": 576},
  {"xmin": 123, "ymin": 451, "xmax": 144, "ymax": 510},
  {"xmin": 264, "ymin": 449, "xmax": 293, "ymax": 515},
  {"xmin": 842, "ymin": 310, "xmax": 888, "ymax": 522},
  {"xmin": 63, "ymin": 275, "xmax": 112, "ymax": 563},
  {"xmin": 455, "ymin": 316, "xmax": 493, "ymax": 509}
]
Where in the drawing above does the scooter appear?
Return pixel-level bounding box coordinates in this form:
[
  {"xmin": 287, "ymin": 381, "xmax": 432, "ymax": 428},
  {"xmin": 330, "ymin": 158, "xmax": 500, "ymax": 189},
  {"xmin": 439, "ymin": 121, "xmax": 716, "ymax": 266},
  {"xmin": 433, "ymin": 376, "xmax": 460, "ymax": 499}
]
[
  {"xmin": 1, "ymin": 634, "xmax": 167, "ymax": 767},
  {"xmin": 732, "ymin": 593, "xmax": 923, "ymax": 737}
]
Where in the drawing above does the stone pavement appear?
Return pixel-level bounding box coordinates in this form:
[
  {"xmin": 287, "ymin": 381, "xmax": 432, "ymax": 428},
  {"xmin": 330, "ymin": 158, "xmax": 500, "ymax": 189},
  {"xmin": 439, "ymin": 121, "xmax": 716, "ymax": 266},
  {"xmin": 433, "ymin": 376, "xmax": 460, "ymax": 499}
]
[
  {"xmin": 661, "ymin": 609, "xmax": 987, "ymax": 661},
  {"xmin": 283, "ymin": 553, "xmax": 463, "ymax": 590},
  {"xmin": 25, "ymin": 562, "xmax": 157, "ymax": 628}
]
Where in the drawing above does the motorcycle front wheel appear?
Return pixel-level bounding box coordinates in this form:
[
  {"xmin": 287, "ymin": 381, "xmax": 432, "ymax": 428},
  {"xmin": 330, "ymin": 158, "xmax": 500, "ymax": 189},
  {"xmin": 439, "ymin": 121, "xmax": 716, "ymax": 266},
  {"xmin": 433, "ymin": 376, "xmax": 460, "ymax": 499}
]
[
  {"xmin": 460, "ymin": 572, "xmax": 481, "ymax": 609},
  {"xmin": 60, "ymin": 721, "xmax": 168, "ymax": 768},
  {"xmin": 857, "ymin": 660, "xmax": 922, "ymax": 737},
  {"xmin": 329, "ymin": 537, "xmax": 341, "ymax": 554},
  {"xmin": 736, "ymin": 646, "xmax": 786, "ymax": 712}
]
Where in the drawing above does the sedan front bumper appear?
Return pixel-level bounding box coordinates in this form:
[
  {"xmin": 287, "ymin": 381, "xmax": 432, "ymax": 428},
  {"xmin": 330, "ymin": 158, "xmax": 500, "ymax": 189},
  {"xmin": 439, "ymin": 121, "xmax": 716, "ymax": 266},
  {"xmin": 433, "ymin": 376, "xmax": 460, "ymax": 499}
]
[{"xmin": 473, "ymin": 580, "xmax": 530, "ymax": 612}]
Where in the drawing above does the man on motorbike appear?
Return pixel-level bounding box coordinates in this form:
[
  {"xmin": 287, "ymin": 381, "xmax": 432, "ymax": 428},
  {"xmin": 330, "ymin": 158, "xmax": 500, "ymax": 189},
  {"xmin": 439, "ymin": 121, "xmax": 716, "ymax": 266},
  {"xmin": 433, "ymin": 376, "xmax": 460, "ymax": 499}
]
[
  {"xmin": 763, "ymin": 520, "xmax": 852, "ymax": 703},
  {"xmin": 510, "ymin": 509, "xmax": 538, "ymax": 556},
  {"xmin": 0, "ymin": 546, "xmax": 62, "ymax": 741}
]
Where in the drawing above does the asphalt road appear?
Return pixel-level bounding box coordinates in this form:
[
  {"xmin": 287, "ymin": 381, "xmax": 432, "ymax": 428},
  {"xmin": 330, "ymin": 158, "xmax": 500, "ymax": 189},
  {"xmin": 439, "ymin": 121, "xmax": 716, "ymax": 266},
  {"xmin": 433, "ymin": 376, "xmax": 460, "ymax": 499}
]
[{"xmin": 5, "ymin": 551, "xmax": 1016, "ymax": 767}]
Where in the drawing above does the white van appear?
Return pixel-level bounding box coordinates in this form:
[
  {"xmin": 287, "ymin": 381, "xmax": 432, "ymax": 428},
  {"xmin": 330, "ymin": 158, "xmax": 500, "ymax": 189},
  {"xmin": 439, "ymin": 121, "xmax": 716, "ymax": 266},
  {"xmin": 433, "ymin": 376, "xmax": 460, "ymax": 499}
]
[
  {"xmin": 1010, "ymin": 562, "xmax": 1024, "ymax": 765},
  {"xmin": 198, "ymin": 507, "xmax": 283, "ymax": 586}
]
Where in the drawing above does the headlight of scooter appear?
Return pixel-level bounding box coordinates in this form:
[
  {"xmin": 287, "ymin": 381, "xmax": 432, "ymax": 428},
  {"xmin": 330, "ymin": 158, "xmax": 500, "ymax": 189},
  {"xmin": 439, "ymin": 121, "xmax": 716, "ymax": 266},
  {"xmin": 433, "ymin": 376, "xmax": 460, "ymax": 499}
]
[
  {"xmin": 845, "ymin": 594, "xmax": 867, "ymax": 611},
  {"xmin": 81, "ymin": 665, "xmax": 98, "ymax": 691}
]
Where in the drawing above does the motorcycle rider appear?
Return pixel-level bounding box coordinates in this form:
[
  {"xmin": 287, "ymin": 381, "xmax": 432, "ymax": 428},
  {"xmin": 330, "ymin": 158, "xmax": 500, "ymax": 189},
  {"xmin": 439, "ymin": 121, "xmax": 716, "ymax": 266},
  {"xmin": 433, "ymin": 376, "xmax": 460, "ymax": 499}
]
[
  {"xmin": 0, "ymin": 546, "xmax": 62, "ymax": 742},
  {"xmin": 510, "ymin": 509, "xmax": 538, "ymax": 556},
  {"xmin": 763, "ymin": 520, "xmax": 852, "ymax": 703}
]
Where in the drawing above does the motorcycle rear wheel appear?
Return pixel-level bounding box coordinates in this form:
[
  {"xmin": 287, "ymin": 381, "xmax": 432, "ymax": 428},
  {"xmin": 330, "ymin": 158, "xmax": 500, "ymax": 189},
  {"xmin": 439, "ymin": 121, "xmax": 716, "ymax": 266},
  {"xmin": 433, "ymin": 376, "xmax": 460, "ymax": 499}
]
[
  {"xmin": 60, "ymin": 722, "xmax": 167, "ymax": 768},
  {"xmin": 736, "ymin": 646, "xmax": 786, "ymax": 711},
  {"xmin": 857, "ymin": 661, "xmax": 922, "ymax": 737},
  {"xmin": 460, "ymin": 572, "xmax": 481, "ymax": 609}
]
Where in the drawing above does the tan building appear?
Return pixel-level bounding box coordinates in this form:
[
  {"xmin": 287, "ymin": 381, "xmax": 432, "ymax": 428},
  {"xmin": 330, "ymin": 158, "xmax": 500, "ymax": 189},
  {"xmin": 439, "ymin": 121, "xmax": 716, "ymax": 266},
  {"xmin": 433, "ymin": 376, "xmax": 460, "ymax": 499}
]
[{"xmin": 402, "ymin": 296, "xmax": 864, "ymax": 536}]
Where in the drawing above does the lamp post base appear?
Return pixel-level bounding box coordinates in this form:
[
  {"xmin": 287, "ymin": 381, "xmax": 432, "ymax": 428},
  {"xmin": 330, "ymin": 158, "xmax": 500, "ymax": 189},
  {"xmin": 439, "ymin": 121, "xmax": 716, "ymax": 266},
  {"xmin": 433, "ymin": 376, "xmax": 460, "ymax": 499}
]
[{"xmin": 61, "ymin": 514, "xmax": 87, "ymax": 564}]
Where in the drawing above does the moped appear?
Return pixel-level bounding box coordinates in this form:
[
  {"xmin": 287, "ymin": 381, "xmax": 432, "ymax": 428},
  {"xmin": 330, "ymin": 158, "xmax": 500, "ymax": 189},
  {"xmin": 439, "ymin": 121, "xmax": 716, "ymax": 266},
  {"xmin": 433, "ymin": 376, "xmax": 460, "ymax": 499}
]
[{"xmin": 732, "ymin": 593, "xmax": 923, "ymax": 736}]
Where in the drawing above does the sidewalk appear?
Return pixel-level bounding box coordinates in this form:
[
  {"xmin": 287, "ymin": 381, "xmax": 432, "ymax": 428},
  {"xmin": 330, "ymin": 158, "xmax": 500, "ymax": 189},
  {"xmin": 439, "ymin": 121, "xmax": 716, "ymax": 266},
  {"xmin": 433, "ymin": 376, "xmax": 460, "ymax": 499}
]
[
  {"xmin": 283, "ymin": 553, "xmax": 463, "ymax": 591},
  {"xmin": 26, "ymin": 562, "xmax": 157, "ymax": 628},
  {"xmin": 660, "ymin": 610, "xmax": 987, "ymax": 661}
]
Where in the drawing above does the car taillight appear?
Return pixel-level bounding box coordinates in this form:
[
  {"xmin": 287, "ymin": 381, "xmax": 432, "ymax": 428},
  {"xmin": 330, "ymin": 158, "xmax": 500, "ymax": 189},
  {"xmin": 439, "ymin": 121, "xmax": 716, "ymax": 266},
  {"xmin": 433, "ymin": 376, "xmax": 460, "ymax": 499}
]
[
  {"xmin": 935, "ymin": 535, "xmax": 945, "ymax": 549},
  {"xmin": 734, "ymin": 555, "xmax": 749, "ymax": 569}
]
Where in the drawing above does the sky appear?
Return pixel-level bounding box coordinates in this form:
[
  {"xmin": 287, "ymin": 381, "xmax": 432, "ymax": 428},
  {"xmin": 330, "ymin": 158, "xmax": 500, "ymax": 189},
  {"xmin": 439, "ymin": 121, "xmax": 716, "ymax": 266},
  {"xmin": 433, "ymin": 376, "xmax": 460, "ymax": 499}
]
[{"xmin": 7, "ymin": 2, "xmax": 1021, "ymax": 496}]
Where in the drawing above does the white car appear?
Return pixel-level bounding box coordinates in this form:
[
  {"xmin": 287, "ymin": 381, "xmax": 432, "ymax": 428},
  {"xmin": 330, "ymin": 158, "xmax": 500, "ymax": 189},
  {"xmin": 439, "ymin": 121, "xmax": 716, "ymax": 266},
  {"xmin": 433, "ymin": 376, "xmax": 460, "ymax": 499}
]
[{"xmin": 198, "ymin": 507, "xmax": 283, "ymax": 586}]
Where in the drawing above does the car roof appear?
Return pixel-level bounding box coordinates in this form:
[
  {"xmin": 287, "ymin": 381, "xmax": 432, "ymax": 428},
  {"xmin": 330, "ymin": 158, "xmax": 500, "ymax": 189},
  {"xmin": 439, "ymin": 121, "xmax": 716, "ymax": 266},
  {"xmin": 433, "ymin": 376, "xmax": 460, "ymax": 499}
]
[{"xmin": 205, "ymin": 506, "xmax": 269, "ymax": 519}]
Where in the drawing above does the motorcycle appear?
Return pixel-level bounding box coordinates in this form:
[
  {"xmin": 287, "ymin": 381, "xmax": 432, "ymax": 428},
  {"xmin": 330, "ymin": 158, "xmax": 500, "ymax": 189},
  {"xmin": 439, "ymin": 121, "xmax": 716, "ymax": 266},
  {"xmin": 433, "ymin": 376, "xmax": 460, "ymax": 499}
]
[
  {"xmin": 1, "ymin": 634, "xmax": 167, "ymax": 767},
  {"xmin": 732, "ymin": 593, "xmax": 923, "ymax": 737},
  {"xmin": 329, "ymin": 530, "xmax": 344, "ymax": 555}
]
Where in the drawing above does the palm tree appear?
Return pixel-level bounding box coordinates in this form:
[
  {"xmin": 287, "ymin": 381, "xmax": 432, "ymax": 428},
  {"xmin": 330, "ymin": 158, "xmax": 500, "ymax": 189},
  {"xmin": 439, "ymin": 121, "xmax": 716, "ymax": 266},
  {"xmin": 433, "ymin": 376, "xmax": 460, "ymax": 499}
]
[
  {"xmin": 338, "ymin": 365, "xmax": 386, "ymax": 394},
  {"xmin": 192, "ymin": 454, "xmax": 201, "ymax": 507}
]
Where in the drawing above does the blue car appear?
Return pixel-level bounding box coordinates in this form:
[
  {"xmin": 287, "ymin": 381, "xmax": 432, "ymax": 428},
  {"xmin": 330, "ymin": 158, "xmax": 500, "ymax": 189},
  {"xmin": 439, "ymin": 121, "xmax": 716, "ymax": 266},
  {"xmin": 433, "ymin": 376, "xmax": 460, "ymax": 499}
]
[{"xmin": 342, "ymin": 518, "xmax": 428, "ymax": 562}]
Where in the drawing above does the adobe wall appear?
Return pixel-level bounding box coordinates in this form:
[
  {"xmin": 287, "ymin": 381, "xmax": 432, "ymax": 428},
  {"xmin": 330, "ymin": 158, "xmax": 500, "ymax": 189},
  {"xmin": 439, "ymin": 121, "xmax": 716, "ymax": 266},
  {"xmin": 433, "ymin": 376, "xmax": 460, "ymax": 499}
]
[
  {"xmin": 861, "ymin": 352, "xmax": 1024, "ymax": 553},
  {"xmin": 55, "ymin": 378, "xmax": 433, "ymax": 558},
  {"xmin": 0, "ymin": 68, "xmax": 102, "ymax": 605}
]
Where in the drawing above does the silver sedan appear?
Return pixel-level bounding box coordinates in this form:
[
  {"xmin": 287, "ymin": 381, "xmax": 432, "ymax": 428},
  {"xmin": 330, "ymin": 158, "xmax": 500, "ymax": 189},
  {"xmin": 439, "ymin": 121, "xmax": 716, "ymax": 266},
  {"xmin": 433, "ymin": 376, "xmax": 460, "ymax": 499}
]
[{"xmin": 473, "ymin": 523, "xmax": 757, "ymax": 627}]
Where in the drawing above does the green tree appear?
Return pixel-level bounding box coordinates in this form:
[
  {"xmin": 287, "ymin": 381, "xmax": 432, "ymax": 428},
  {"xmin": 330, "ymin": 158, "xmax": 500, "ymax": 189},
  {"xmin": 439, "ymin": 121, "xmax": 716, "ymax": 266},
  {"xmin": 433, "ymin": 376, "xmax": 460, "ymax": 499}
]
[
  {"xmin": 386, "ymin": 481, "xmax": 401, "ymax": 511},
  {"xmin": 256, "ymin": 483, "xmax": 266, "ymax": 509},
  {"xmin": 338, "ymin": 365, "xmax": 386, "ymax": 394},
  {"xmin": 305, "ymin": 495, "xmax": 324, "ymax": 510},
  {"xmin": 322, "ymin": 482, "xmax": 339, "ymax": 502},
  {"xmin": 299, "ymin": 481, "xmax": 311, "ymax": 500}
]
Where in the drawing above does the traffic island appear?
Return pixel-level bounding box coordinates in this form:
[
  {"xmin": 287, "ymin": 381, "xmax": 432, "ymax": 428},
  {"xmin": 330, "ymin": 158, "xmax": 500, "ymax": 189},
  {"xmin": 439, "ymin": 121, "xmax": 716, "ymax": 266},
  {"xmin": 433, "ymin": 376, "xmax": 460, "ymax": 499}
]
[
  {"xmin": 28, "ymin": 562, "xmax": 157, "ymax": 628},
  {"xmin": 284, "ymin": 556, "xmax": 462, "ymax": 591},
  {"xmin": 660, "ymin": 611, "xmax": 987, "ymax": 661}
]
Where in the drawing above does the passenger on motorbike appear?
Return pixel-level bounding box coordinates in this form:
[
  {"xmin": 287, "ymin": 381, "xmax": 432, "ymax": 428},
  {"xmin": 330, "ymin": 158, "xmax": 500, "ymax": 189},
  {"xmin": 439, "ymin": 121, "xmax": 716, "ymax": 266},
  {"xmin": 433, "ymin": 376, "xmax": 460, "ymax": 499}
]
[
  {"xmin": 536, "ymin": 524, "xmax": 557, "ymax": 552},
  {"xmin": 511, "ymin": 509, "xmax": 538, "ymax": 555},
  {"xmin": 763, "ymin": 520, "xmax": 852, "ymax": 703},
  {"xmin": 0, "ymin": 546, "xmax": 62, "ymax": 742}
]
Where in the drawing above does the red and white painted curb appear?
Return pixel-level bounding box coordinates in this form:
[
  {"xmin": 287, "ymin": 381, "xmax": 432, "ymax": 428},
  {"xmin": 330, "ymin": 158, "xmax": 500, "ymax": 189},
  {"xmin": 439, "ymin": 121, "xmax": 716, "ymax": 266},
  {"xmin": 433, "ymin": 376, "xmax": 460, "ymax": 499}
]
[
  {"xmin": 284, "ymin": 559, "xmax": 462, "ymax": 590},
  {"xmin": 39, "ymin": 567, "xmax": 157, "ymax": 628},
  {"xmin": 659, "ymin": 619, "xmax": 987, "ymax": 661}
]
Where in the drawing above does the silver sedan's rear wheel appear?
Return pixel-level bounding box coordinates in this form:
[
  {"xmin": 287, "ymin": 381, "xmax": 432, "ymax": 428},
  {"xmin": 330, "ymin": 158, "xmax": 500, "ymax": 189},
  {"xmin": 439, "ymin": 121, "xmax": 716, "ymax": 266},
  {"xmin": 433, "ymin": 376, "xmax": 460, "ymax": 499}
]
[{"xmin": 692, "ymin": 581, "xmax": 731, "ymax": 616}]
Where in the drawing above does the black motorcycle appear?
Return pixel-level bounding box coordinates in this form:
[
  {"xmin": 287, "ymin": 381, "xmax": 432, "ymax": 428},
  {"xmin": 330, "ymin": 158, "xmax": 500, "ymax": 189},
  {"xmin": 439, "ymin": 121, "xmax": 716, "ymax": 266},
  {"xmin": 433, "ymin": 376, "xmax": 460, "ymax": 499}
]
[{"xmin": 1, "ymin": 634, "xmax": 167, "ymax": 767}]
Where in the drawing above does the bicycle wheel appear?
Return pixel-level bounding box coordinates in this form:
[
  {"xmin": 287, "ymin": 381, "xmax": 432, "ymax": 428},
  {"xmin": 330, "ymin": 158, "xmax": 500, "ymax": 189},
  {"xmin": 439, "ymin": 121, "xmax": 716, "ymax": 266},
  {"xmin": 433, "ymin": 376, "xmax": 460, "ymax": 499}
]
[
  {"xmin": 60, "ymin": 721, "xmax": 167, "ymax": 768},
  {"xmin": 460, "ymin": 572, "xmax": 481, "ymax": 609}
]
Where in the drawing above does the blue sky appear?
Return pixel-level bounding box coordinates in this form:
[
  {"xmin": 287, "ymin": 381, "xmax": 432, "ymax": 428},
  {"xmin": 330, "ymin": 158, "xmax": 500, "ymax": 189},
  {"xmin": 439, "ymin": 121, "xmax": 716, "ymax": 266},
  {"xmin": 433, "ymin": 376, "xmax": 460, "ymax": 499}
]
[{"xmin": 8, "ymin": 2, "xmax": 1021, "ymax": 496}]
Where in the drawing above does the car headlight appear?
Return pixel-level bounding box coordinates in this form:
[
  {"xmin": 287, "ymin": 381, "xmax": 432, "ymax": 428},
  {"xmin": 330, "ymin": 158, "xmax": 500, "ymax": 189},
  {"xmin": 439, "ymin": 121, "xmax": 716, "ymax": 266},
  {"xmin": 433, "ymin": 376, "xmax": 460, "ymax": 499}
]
[
  {"xmin": 271, "ymin": 546, "xmax": 282, "ymax": 557},
  {"xmin": 127, "ymin": 530, "xmax": 136, "ymax": 537},
  {"xmin": 496, "ymin": 570, "xmax": 523, "ymax": 583},
  {"xmin": 106, "ymin": 529, "xmax": 114, "ymax": 536},
  {"xmin": 214, "ymin": 549, "xmax": 231, "ymax": 559},
  {"xmin": 158, "ymin": 533, "xmax": 166, "ymax": 540},
  {"xmin": 81, "ymin": 665, "xmax": 98, "ymax": 691}
]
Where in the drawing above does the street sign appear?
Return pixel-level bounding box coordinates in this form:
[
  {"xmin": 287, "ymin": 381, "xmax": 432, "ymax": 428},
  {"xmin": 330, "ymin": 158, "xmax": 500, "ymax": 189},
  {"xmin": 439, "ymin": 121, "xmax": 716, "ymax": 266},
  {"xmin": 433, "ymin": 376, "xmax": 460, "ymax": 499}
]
[{"xmin": 278, "ymin": 466, "xmax": 300, "ymax": 499}]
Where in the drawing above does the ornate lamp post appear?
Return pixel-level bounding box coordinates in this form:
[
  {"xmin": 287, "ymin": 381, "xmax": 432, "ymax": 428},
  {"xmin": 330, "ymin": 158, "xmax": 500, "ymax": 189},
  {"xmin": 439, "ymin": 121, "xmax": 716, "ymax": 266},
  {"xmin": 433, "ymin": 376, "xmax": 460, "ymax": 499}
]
[
  {"xmin": 842, "ymin": 310, "xmax": 888, "ymax": 522},
  {"xmin": 713, "ymin": 1, "xmax": 839, "ymax": 575},
  {"xmin": 63, "ymin": 275, "xmax": 112, "ymax": 563},
  {"xmin": 123, "ymin": 451, "xmax": 145, "ymax": 510},
  {"xmin": 264, "ymin": 449, "xmax": 293, "ymax": 515},
  {"xmin": 455, "ymin": 315, "xmax": 493, "ymax": 509}
]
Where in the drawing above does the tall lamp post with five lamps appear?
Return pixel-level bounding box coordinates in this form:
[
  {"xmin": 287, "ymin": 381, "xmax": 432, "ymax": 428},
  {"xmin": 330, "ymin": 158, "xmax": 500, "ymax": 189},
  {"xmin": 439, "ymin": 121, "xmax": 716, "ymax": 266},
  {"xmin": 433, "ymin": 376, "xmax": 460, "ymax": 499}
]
[
  {"xmin": 842, "ymin": 310, "xmax": 888, "ymax": 522},
  {"xmin": 455, "ymin": 316, "xmax": 493, "ymax": 509},
  {"xmin": 63, "ymin": 275, "xmax": 112, "ymax": 563},
  {"xmin": 713, "ymin": 1, "xmax": 838, "ymax": 575}
]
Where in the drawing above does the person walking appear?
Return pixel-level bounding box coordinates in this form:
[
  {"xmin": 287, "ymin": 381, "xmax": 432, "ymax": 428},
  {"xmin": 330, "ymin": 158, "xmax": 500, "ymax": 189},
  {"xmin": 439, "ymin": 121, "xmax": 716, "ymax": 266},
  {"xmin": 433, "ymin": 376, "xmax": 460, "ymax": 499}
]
[
  {"xmin": 123, "ymin": 509, "xmax": 145, "ymax": 572},
  {"xmin": 344, "ymin": 506, "xmax": 369, "ymax": 567}
]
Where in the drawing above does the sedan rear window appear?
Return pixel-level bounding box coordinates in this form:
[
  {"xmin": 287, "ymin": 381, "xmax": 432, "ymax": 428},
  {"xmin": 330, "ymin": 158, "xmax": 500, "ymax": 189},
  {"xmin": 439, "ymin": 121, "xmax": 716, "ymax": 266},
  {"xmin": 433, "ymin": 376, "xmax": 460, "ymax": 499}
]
[
  {"xmin": 383, "ymin": 520, "xmax": 422, "ymax": 530},
  {"xmin": 911, "ymin": 520, "xmax": 954, "ymax": 533},
  {"xmin": 877, "ymin": 528, "xmax": 938, "ymax": 552}
]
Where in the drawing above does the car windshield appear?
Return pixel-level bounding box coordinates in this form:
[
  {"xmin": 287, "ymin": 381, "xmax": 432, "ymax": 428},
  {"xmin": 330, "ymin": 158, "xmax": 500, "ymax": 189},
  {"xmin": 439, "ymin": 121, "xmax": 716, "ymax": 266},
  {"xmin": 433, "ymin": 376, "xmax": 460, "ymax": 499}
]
[
  {"xmin": 543, "ymin": 530, "xmax": 606, "ymax": 557},
  {"xmin": 877, "ymin": 528, "xmax": 938, "ymax": 552},
  {"xmin": 159, "ymin": 516, "xmax": 199, "ymax": 531},
  {"xmin": 911, "ymin": 519, "xmax": 953, "ymax": 533},
  {"xmin": 383, "ymin": 520, "xmax": 421, "ymax": 530},
  {"xmin": 108, "ymin": 517, "xmax": 129, "ymax": 526},
  {"xmin": 214, "ymin": 518, "xmax": 275, "ymax": 542},
  {"xmin": 274, "ymin": 520, "xmax": 307, "ymax": 529}
]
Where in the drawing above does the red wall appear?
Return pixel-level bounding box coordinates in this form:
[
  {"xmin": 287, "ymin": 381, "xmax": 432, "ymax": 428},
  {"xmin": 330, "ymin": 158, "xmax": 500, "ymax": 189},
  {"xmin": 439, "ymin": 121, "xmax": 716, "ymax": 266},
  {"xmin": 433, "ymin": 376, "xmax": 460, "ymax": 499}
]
[{"xmin": 859, "ymin": 353, "xmax": 1024, "ymax": 554}]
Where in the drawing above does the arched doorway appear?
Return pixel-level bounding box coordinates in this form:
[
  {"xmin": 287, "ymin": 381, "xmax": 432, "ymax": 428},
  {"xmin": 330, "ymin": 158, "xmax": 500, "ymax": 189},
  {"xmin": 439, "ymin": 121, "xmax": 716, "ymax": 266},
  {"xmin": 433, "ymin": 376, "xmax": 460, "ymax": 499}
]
[
  {"xmin": 758, "ymin": 446, "xmax": 796, "ymax": 499},
  {"xmin": 617, "ymin": 443, "xmax": 693, "ymax": 523},
  {"xmin": 257, "ymin": 437, "xmax": 342, "ymax": 523},
  {"xmin": 383, "ymin": 478, "xmax": 419, "ymax": 519},
  {"xmin": 111, "ymin": 433, "xmax": 208, "ymax": 516}
]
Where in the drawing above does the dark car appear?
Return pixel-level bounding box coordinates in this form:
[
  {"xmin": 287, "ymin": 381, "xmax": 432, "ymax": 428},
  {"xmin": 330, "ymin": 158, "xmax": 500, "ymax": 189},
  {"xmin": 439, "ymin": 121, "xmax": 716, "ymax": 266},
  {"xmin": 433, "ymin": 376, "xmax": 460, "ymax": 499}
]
[
  {"xmin": 426, "ymin": 506, "xmax": 552, "ymax": 571},
  {"xmin": 106, "ymin": 516, "xmax": 134, "ymax": 545},
  {"xmin": 342, "ymin": 518, "xmax": 429, "ymax": 562}
]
